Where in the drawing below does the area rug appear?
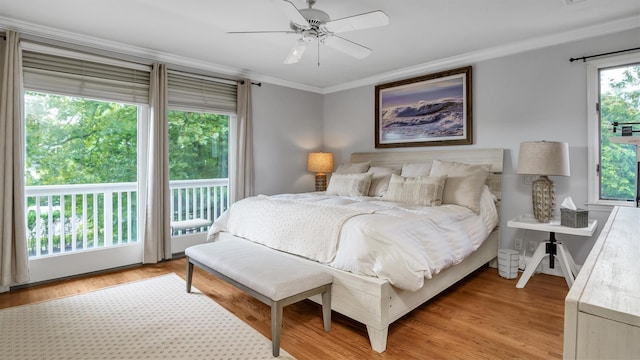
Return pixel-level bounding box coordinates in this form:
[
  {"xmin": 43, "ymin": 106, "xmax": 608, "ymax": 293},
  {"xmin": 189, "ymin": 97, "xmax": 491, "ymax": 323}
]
[{"xmin": 0, "ymin": 273, "xmax": 295, "ymax": 359}]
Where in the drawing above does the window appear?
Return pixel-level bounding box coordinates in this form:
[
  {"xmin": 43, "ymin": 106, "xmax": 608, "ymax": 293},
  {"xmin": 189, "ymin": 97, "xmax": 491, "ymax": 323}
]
[
  {"xmin": 587, "ymin": 53, "xmax": 640, "ymax": 207},
  {"xmin": 22, "ymin": 46, "xmax": 151, "ymax": 259},
  {"xmin": 166, "ymin": 71, "xmax": 236, "ymax": 235},
  {"xmin": 168, "ymin": 110, "xmax": 230, "ymax": 235},
  {"xmin": 24, "ymin": 92, "xmax": 142, "ymax": 256}
]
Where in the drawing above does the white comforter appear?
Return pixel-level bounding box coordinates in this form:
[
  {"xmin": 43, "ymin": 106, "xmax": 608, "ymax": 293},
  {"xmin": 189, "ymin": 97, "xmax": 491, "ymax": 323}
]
[{"xmin": 208, "ymin": 190, "xmax": 498, "ymax": 291}]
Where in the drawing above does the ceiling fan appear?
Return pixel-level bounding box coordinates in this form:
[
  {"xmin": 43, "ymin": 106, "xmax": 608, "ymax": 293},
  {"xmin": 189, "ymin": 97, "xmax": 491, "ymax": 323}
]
[{"xmin": 229, "ymin": 0, "xmax": 389, "ymax": 65}]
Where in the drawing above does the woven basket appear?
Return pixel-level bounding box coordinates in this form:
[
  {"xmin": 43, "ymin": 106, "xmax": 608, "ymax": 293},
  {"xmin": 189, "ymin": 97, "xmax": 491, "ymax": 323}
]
[{"xmin": 560, "ymin": 208, "xmax": 588, "ymax": 228}]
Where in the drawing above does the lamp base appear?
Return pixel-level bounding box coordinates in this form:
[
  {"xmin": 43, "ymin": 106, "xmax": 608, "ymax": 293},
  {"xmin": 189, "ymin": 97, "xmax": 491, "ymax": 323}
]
[
  {"xmin": 315, "ymin": 173, "xmax": 327, "ymax": 192},
  {"xmin": 532, "ymin": 175, "xmax": 555, "ymax": 223}
]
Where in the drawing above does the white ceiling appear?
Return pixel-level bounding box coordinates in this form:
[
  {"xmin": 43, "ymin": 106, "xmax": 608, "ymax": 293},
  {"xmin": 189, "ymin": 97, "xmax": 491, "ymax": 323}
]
[{"xmin": 0, "ymin": 0, "xmax": 639, "ymax": 92}]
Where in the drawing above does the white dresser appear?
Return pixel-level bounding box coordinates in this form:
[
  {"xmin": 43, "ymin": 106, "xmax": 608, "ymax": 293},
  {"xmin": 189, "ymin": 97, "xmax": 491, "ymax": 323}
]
[{"xmin": 564, "ymin": 206, "xmax": 640, "ymax": 359}]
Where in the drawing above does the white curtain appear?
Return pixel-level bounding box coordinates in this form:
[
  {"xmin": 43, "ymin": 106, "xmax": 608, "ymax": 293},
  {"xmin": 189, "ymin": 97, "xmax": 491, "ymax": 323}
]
[
  {"xmin": 231, "ymin": 80, "xmax": 254, "ymax": 203},
  {"xmin": 142, "ymin": 63, "xmax": 171, "ymax": 263},
  {"xmin": 0, "ymin": 31, "xmax": 29, "ymax": 287}
]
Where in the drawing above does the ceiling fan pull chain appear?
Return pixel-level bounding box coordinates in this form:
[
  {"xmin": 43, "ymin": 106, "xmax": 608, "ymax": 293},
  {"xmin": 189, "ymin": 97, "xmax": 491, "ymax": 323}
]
[{"xmin": 317, "ymin": 38, "xmax": 320, "ymax": 67}]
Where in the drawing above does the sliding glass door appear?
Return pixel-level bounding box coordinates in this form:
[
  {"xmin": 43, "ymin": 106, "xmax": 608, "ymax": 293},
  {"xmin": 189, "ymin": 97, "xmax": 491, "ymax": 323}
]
[
  {"xmin": 24, "ymin": 91, "xmax": 147, "ymax": 281},
  {"xmin": 21, "ymin": 47, "xmax": 151, "ymax": 282}
]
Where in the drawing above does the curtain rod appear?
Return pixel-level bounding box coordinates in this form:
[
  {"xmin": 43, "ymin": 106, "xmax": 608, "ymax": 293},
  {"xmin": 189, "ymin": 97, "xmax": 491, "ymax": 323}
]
[
  {"xmin": 570, "ymin": 47, "xmax": 640, "ymax": 62},
  {"xmin": 240, "ymin": 80, "xmax": 262, "ymax": 87}
]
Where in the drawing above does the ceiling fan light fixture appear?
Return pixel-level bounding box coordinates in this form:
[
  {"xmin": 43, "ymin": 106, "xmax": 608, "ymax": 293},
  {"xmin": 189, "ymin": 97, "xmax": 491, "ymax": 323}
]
[{"xmin": 284, "ymin": 39, "xmax": 308, "ymax": 64}]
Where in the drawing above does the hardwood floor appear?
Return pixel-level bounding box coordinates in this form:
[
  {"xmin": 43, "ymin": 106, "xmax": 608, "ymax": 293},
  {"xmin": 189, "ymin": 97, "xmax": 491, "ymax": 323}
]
[{"xmin": 0, "ymin": 259, "xmax": 567, "ymax": 359}]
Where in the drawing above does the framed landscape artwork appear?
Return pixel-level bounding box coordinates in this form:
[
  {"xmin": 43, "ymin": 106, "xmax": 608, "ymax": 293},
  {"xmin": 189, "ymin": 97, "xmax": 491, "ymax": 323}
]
[{"xmin": 375, "ymin": 66, "xmax": 472, "ymax": 148}]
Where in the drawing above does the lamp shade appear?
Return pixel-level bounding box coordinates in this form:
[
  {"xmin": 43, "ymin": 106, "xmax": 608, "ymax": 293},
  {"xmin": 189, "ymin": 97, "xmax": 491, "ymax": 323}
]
[
  {"xmin": 307, "ymin": 152, "xmax": 334, "ymax": 173},
  {"xmin": 517, "ymin": 141, "xmax": 570, "ymax": 176}
]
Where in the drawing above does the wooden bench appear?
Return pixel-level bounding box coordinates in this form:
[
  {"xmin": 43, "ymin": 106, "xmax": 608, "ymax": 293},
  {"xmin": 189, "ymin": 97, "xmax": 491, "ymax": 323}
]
[{"xmin": 185, "ymin": 239, "xmax": 332, "ymax": 357}]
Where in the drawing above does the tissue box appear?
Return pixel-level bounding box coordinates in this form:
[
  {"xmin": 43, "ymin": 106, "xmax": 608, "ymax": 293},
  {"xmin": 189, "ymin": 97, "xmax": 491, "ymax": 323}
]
[{"xmin": 560, "ymin": 208, "xmax": 588, "ymax": 228}]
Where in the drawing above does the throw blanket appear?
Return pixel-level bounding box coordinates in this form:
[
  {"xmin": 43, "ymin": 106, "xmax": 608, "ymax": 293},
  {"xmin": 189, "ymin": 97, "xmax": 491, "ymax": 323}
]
[{"xmin": 212, "ymin": 195, "xmax": 373, "ymax": 263}]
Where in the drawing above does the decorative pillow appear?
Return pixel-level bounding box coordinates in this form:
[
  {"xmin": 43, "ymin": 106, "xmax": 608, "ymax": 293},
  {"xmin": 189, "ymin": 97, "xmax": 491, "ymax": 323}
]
[
  {"xmin": 383, "ymin": 174, "xmax": 447, "ymax": 206},
  {"xmin": 401, "ymin": 161, "xmax": 433, "ymax": 177},
  {"xmin": 367, "ymin": 167, "xmax": 401, "ymax": 197},
  {"xmin": 479, "ymin": 185, "xmax": 499, "ymax": 232},
  {"xmin": 429, "ymin": 160, "xmax": 491, "ymax": 213},
  {"xmin": 325, "ymin": 172, "xmax": 373, "ymax": 197},
  {"xmin": 335, "ymin": 161, "xmax": 371, "ymax": 174}
]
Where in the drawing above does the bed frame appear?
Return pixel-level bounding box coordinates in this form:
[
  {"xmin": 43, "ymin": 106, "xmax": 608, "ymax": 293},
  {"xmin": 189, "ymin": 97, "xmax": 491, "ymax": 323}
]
[{"xmin": 221, "ymin": 148, "xmax": 503, "ymax": 352}]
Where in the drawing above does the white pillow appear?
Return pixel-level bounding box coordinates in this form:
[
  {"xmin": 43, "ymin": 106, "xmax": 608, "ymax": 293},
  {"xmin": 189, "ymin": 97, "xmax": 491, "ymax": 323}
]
[
  {"xmin": 479, "ymin": 185, "xmax": 499, "ymax": 232},
  {"xmin": 326, "ymin": 172, "xmax": 373, "ymax": 197},
  {"xmin": 383, "ymin": 174, "xmax": 447, "ymax": 206},
  {"xmin": 367, "ymin": 167, "xmax": 401, "ymax": 197},
  {"xmin": 401, "ymin": 161, "xmax": 433, "ymax": 177},
  {"xmin": 429, "ymin": 160, "xmax": 491, "ymax": 213},
  {"xmin": 335, "ymin": 161, "xmax": 370, "ymax": 174}
]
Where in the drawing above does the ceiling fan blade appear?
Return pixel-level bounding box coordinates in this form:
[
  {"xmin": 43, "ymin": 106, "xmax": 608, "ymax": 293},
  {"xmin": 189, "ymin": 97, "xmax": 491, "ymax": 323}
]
[
  {"xmin": 284, "ymin": 39, "xmax": 309, "ymax": 64},
  {"xmin": 227, "ymin": 31, "xmax": 297, "ymax": 34},
  {"xmin": 274, "ymin": 0, "xmax": 311, "ymax": 29},
  {"xmin": 324, "ymin": 10, "xmax": 389, "ymax": 33},
  {"xmin": 323, "ymin": 35, "xmax": 372, "ymax": 59}
]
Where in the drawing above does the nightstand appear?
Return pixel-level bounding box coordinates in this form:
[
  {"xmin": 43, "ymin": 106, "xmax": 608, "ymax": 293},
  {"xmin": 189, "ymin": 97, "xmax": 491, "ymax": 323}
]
[{"xmin": 507, "ymin": 214, "xmax": 598, "ymax": 288}]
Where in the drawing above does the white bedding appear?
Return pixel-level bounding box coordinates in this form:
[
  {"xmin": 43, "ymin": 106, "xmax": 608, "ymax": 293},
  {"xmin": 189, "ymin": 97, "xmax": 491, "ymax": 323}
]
[
  {"xmin": 223, "ymin": 195, "xmax": 374, "ymax": 263},
  {"xmin": 208, "ymin": 188, "xmax": 498, "ymax": 291}
]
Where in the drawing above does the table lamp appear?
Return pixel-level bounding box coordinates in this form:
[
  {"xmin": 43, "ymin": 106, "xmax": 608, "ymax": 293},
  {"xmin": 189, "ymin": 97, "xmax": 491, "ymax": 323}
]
[
  {"xmin": 307, "ymin": 152, "xmax": 334, "ymax": 191},
  {"xmin": 517, "ymin": 141, "xmax": 570, "ymax": 223}
]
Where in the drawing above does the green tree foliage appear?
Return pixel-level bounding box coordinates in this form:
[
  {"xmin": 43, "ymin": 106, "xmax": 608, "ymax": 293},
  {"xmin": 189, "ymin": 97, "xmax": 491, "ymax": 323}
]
[
  {"xmin": 25, "ymin": 92, "xmax": 230, "ymax": 185},
  {"xmin": 168, "ymin": 110, "xmax": 229, "ymax": 180},
  {"xmin": 25, "ymin": 92, "xmax": 138, "ymax": 185},
  {"xmin": 600, "ymin": 65, "xmax": 639, "ymax": 200}
]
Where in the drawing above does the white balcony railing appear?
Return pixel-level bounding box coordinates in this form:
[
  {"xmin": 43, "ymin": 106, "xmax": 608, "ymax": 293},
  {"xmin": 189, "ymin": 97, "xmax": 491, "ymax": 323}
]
[{"xmin": 25, "ymin": 178, "xmax": 229, "ymax": 258}]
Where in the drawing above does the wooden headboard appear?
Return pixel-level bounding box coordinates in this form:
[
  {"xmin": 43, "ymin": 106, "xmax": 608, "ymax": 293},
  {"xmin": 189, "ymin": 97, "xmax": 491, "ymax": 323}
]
[{"xmin": 350, "ymin": 148, "xmax": 504, "ymax": 204}]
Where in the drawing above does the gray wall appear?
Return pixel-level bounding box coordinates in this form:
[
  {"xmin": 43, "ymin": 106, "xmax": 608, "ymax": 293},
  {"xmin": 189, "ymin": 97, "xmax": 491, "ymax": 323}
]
[
  {"xmin": 252, "ymin": 82, "xmax": 324, "ymax": 195},
  {"xmin": 323, "ymin": 28, "xmax": 640, "ymax": 265}
]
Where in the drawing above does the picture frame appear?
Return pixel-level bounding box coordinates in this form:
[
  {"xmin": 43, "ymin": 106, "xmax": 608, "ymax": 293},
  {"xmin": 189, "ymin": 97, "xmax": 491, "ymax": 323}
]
[{"xmin": 375, "ymin": 66, "xmax": 472, "ymax": 148}]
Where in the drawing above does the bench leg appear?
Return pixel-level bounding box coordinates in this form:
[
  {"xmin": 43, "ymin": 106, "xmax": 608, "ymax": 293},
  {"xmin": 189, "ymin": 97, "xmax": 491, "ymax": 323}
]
[
  {"xmin": 186, "ymin": 259, "xmax": 194, "ymax": 293},
  {"xmin": 271, "ymin": 301, "xmax": 283, "ymax": 357},
  {"xmin": 321, "ymin": 284, "xmax": 331, "ymax": 332}
]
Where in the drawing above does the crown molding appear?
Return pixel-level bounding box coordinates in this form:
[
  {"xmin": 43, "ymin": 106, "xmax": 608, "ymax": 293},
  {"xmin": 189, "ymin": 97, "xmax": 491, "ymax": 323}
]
[
  {"xmin": 0, "ymin": 16, "xmax": 324, "ymax": 94},
  {"xmin": 322, "ymin": 15, "xmax": 640, "ymax": 94},
  {"xmin": 1, "ymin": 14, "xmax": 637, "ymax": 95}
]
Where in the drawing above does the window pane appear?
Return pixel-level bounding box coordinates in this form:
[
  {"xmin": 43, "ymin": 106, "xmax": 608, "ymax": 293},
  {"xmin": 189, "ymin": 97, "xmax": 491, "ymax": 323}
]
[
  {"xmin": 599, "ymin": 65, "xmax": 639, "ymax": 202},
  {"xmin": 168, "ymin": 110, "xmax": 229, "ymax": 180},
  {"xmin": 26, "ymin": 92, "xmax": 138, "ymax": 185},
  {"xmin": 25, "ymin": 92, "xmax": 139, "ymax": 257},
  {"xmin": 168, "ymin": 110, "xmax": 229, "ymax": 236}
]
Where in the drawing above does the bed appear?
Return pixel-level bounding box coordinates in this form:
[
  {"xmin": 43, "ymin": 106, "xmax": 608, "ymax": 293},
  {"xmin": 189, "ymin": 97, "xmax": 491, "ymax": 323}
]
[{"xmin": 208, "ymin": 148, "xmax": 503, "ymax": 352}]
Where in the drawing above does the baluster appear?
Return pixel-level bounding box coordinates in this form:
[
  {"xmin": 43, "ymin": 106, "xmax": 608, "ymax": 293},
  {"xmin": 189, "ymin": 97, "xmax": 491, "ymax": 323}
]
[
  {"xmin": 93, "ymin": 193, "xmax": 98, "ymax": 248},
  {"xmin": 47, "ymin": 195, "xmax": 54, "ymax": 255},
  {"xmin": 104, "ymin": 190, "xmax": 113, "ymax": 247},
  {"xmin": 71, "ymin": 194, "xmax": 77, "ymax": 252},
  {"xmin": 127, "ymin": 190, "xmax": 132, "ymax": 243},
  {"xmin": 82, "ymin": 193, "xmax": 88, "ymax": 250},
  {"xmin": 60, "ymin": 194, "xmax": 66, "ymax": 253}
]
